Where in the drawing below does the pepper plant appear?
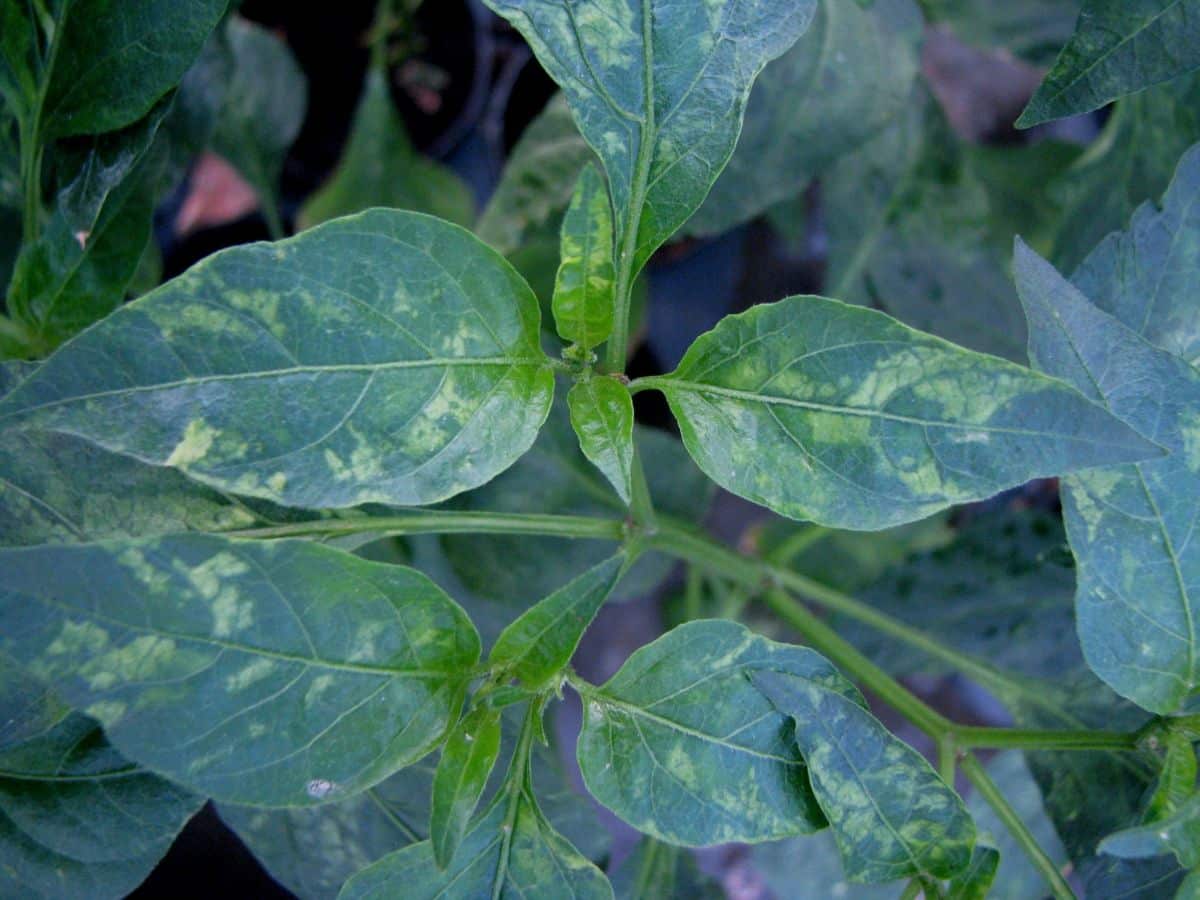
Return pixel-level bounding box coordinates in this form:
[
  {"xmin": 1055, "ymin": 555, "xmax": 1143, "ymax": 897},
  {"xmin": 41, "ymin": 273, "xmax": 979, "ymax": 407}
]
[{"xmin": 4, "ymin": 1, "xmax": 1200, "ymax": 898}]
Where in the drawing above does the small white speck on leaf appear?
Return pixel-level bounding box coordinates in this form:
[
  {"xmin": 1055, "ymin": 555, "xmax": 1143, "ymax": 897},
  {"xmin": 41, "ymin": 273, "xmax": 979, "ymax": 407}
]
[{"xmin": 306, "ymin": 778, "xmax": 336, "ymax": 799}]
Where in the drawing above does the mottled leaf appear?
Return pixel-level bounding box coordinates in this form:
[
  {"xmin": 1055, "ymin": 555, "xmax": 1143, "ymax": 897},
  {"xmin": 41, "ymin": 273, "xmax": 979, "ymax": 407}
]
[
  {"xmin": 0, "ymin": 535, "xmax": 480, "ymax": 806},
  {"xmin": 1017, "ymin": 241, "xmax": 1200, "ymax": 712},
  {"xmin": 608, "ymin": 837, "xmax": 722, "ymax": 900},
  {"xmin": 649, "ymin": 293, "xmax": 1160, "ymax": 530},
  {"xmin": 688, "ymin": 0, "xmax": 923, "ymax": 236},
  {"xmin": 553, "ymin": 163, "xmax": 615, "ymax": 350},
  {"xmin": 490, "ymin": 554, "xmax": 624, "ymax": 689},
  {"xmin": 1101, "ymin": 795, "xmax": 1200, "ymax": 867},
  {"xmin": 0, "ymin": 663, "xmax": 203, "ymax": 899},
  {"xmin": 211, "ymin": 16, "xmax": 306, "ymax": 234},
  {"xmin": 0, "ymin": 210, "xmax": 555, "ymax": 509},
  {"xmin": 753, "ymin": 669, "xmax": 976, "ymax": 883},
  {"xmin": 1073, "ymin": 142, "xmax": 1200, "ymax": 368},
  {"xmin": 568, "ymin": 376, "xmax": 634, "ymax": 505},
  {"xmin": 38, "ymin": 0, "xmax": 227, "ymax": 139},
  {"xmin": 1019, "ymin": 0, "xmax": 1200, "ymax": 127},
  {"xmin": 577, "ymin": 620, "xmax": 851, "ymax": 846},
  {"xmin": 483, "ymin": 0, "xmax": 816, "ymax": 277},
  {"xmin": 299, "ymin": 67, "xmax": 473, "ymax": 230},
  {"xmin": 431, "ymin": 706, "xmax": 502, "ymax": 869},
  {"xmin": 947, "ymin": 846, "xmax": 1000, "ymax": 899}
]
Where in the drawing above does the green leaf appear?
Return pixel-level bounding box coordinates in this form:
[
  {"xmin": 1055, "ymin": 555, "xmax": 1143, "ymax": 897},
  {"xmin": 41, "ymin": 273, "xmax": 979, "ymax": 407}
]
[
  {"xmin": 1073, "ymin": 142, "xmax": 1200, "ymax": 369},
  {"xmin": 443, "ymin": 393, "xmax": 711, "ymax": 606},
  {"xmin": 1085, "ymin": 855, "xmax": 1187, "ymax": 898},
  {"xmin": 220, "ymin": 704, "xmax": 607, "ymax": 899},
  {"xmin": 552, "ymin": 163, "xmax": 615, "ymax": 350},
  {"xmin": 0, "ymin": 662, "xmax": 203, "ymax": 900},
  {"xmin": 651, "ymin": 293, "xmax": 1160, "ymax": 530},
  {"xmin": 0, "ymin": 535, "xmax": 480, "ymax": 806},
  {"xmin": 753, "ymin": 669, "xmax": 976, "ymax": 883},
  {"xmin": 38, "ymin": 0, "xmax": 227, "ymax": 139},
  {"xmin": 476, "ymin": 93, "xmax": 592, "ymax": 257},
  {"xmin": 1146, "ymin": 732, "xmax": 1199, "ymax": 822},
  {"xmin": 483, "ymin": 0, "xmax": 816, "ymax": 277},
  {"xmin": 0, "ymin": 209, "xmax": 555, "ymax": 509},
  {"xmin": 1018, "ymin": 0, "xmax": 1200, "ymax": 127},
  {"xmin": 567, "ymin": 377, "xmax": 634, "ymax": 505},
  {"xmin": 687, "ymin": 0, "xmax": 923, "ymax": 236},
  {"xmin": 947, "ymin": 846, "xmax": 1000, "ymax": 899},
  {"xmin": 753, "ymin": 830, "xmax": 902, "ymax": 900},
  {"xmin": 1101, "ymin": 795, "xmax": 1200, "ymax": 868},
  {"xmin": 430, "ymin": 706, "xmax": 502, "ymax": 869},
  {"xmin": 608, "ymin": 837, "xmax": 722, "ymax": 900},
  {"xmin": 0, "ymin": 1, "xmax": 37, "ymax": 120},
  {"xmin": 299, "ymin": 67, "xmax": 474, "ymax": 231},
  {"xmin": 211, "ymin": 16, "xmax": 306, "ymax": 235},
  {"xmin": 490, "ymin": 554, "xmax": 624, "ymax": 689},
  {"xmin": 1016, "ymin": 240, "xmax": 1200, "ymax": 713},
  {"xmin": 576, "ymin": 620, "xmax": 851, "ymax": 846}
]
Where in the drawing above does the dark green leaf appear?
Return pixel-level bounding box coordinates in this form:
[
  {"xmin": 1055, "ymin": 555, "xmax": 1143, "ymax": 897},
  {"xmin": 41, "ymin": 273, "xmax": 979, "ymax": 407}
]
[
  {"xmin": 1100, "ymin": 795, "xmax": 1200, "ymax": 867},
  {"xmin": 652, "ymin": 293, "xmax": 1160, "ymax": 530},
  {"xmin": 608, "ymin": 837, "xmax": 721, "ymax": 900},
  {"xmin": 0, "ymin": 210, "xmax": 555, "ymax": 509},
  {"xmin": 552, "ymin": 163, "xmax": 615, "ymax": 350},
  {"xmin": 753, "ymin": 669, "xmax": 976, "ymax": 883},
  {"xmin": 490, "ymin": 554, "xmax": 624, "ymax": 689},
  {"xmin": 1016, "ymin": 240, "xmax": 1200, "ymax": 713},
  {"xmin": 1083, "ymin": 854, "xmax": 1187, "ymax": 898},
  {"xmin": 688, "ymin": 0, "xmax": 923, "ymax": 236},
  {"xmin": 577, "ymin": 620, "xmax": 850, "ymax": 846},
  {"xmin": 431, "ymin": 706, "xmax": 502, "ymax": 869},
  {"xmin": 483, "ymin": 0, "xmax": 817, "ymax": 276},
  {"xmin": 0, "ymin": 662, "xmax": 203, "ymax": 899},
  {"xmin": 1019, "ymin": 0, "xmax": 1200, "ymax": 127},
  {"xmin": 1073, "ymin": 142, "xmax": 1200, "ymax": 368},
  {"xmin": 0, "ymin": 535, "xmax": 480, "ymax": 806},
  {"xmin": 947, "ymin": 846, "xmax": 1000, "ymax": 899},
  {"xmin": 299, "ymin": 68, "xmax": 473, "ymax": 230},
  {"xmin": 211, "ymin": 16, "xmax": 306, "ymax": 233},
  {"xmin": 0, "ymin": 0, "xmax": 37, "ymax": 120},
  {"xmin": 568, "ymin": 377, "xmax": 634, "ymax": 505},
  {"xmin": 39, "ymin": 0, "xmax": 227, "ymax": 139}
]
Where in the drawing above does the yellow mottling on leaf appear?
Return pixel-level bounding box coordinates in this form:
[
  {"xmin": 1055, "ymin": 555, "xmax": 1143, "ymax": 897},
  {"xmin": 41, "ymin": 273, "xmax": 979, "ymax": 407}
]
[{"xmin": 167, "ymin": 419, "xmax": 219, "ymax": 468}]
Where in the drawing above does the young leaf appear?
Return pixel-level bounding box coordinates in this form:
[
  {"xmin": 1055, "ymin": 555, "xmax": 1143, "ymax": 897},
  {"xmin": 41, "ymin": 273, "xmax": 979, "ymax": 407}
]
[
  {"xmin": 687, "ymin": 0, "xmax": 924, "ymax": 237},
  {"xmin": 211, "ymin": 17, "xmax": 307, "ymax": 236},
  {"xmin": 1018, "ymin": 0, "xmax": 1200, "ymax": 127},
  {"xmin": 1100, "ymin": 795, "xmax": 1200, "ymax": 868},
  {"xmin": 648, "ymin": 293, "xmax": 1161, "ymax": 531},
  {"xmin": 948, "ymin": 846, "xmax": 1000, "ymax": 899},
  {"xmin": 430, "ymin": 707, "xmax": 502, "ymax": 869},
  {"xmin": 0, "ymin": 663, "xmax": 203, "ymax": 900},
  {"xmin": 1073, "ymin": 142, "xmax": 1200, "ymax": 368},
  {"xmin": 576, "ymin": 620, "xmax": 855, "ymax": 846},
  {"xmin": 1146, "ymin": 732, "xmax": 1199, "ymax": 823},
  {"xmin": 0, "ymin": 210, "xmax": 555, "ymax": 510},
  {"xmin": 1016, "ymin": 240, "xmax": 1200, "ymax": 713},
  {"xmin": 608, "ymin": 837, "xmax": 722, "ymax": 900},
  {"xmin": 0, "ymin": 535, "xmax": 481, "ymax": 806},
  {"xmin": 299, "ymin": 67, "xmax": 473, "ymax": 230},
  {"xmin": 490, "ymin": 554, "xmax": 625, "ymax": 689},
  {"xmin": 483, "ymin": 0, "xmax": 817, "ymax": 277},
  {"xmin": 567, "ymin": 376, "xmax": 634, "ymax": 505},
  {"xmin": 37, "ymin": 0, "xmax": 227, "ymax": 139},
  {"xmin": 552, "ymin": 163, "xmax": 615, "ymax": 350},
  {"xmin": 753, "ymin": 669, "xmax": 976, "ymax": 883}
]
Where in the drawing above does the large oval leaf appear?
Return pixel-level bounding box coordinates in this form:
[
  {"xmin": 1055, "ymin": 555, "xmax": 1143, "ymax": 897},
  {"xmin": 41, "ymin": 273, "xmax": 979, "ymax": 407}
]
[
  {"xmin": 0, "ymin": 535, "xmax": 480, "ymax": 806},
  {"xmin": 483, "ymin": 0, "xmax": 816, "ymax": 276},
  {"xmin": 0, "ymin": 210, "xmax": 554, "ymax": 509},
  {"xmin": 647, "ymin": 294, "xmax": 1161, "ymax": 530},
  {"xmin": 576, "ymin": 620, "xmax": 854, "ymax": 846}
]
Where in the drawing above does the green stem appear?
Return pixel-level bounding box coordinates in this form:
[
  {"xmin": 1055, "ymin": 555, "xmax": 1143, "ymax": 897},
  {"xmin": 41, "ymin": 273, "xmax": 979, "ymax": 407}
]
[
  {"xmin": 960, "ymin": 753, "xmax": 1077, "ymax": 900},
  {"xmin": 628, "ymin": 444, "xmax": 657, "ymax": 529},
  {"xmin": 492, "ymin": 700, "xmax": 542, "ymax": 900},
  {"xmin": 898, "ymin": 880, "xmax": 923, "ymax": 900},
  {"xmin": 937, "ymin": 735, "xmax": 956, "ymax": 785},
  {"xmin": 229, "ymin": 510, "xmax": 626, "ymax": 542},
  {"xmin": 954, "ymin": 726, "xmax": 1140, "ymax": 752},
  {"xmin": 260, "ymin": 190, "xmax": 286, "ymax": 241},
  {"xmin": 18, "ymin": 118, "xmax": 42, "ymax": 246}
]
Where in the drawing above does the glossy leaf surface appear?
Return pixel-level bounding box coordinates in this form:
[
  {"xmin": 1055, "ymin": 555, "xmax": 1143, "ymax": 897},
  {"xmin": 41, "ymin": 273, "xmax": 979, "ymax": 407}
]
[
  {"xmin": 754, "ymin": 669, "xmax": 976, "ymax": 883},
  {"xmin": 577, "ymin": 620, "xmax": 851, "ymax": 846},
  {"xmin": 654, "ymin": 294, "xmax": 1159, "ymax": 530},
  {"xmin": 0, "ymin": 535, "xmax": 480, "ymax": 806},
  {"xmin": 483, "ymin": 0, "xmax": 816, "ymax": 275},
  {"xmin": 1017, "ymin": 241, "xmax": 1200, "ymax": 712},
  {"xmin": 0, "ymin": 210, "xmax": 554, "ymax": 509},
  {"xmin": 1019, "ymin": 0, "xmax": 1200, "ymax": 127},
  {"xmin": 553, "ymin": 163, "xmax": 615, "ymax": 349},
  {"xmin": 567, "ymin": 377, "xmax": 634, "ymax": 505},
  {"xmin": 430, "ymin": 707, "xmax": 502, "ymax": 869}
]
